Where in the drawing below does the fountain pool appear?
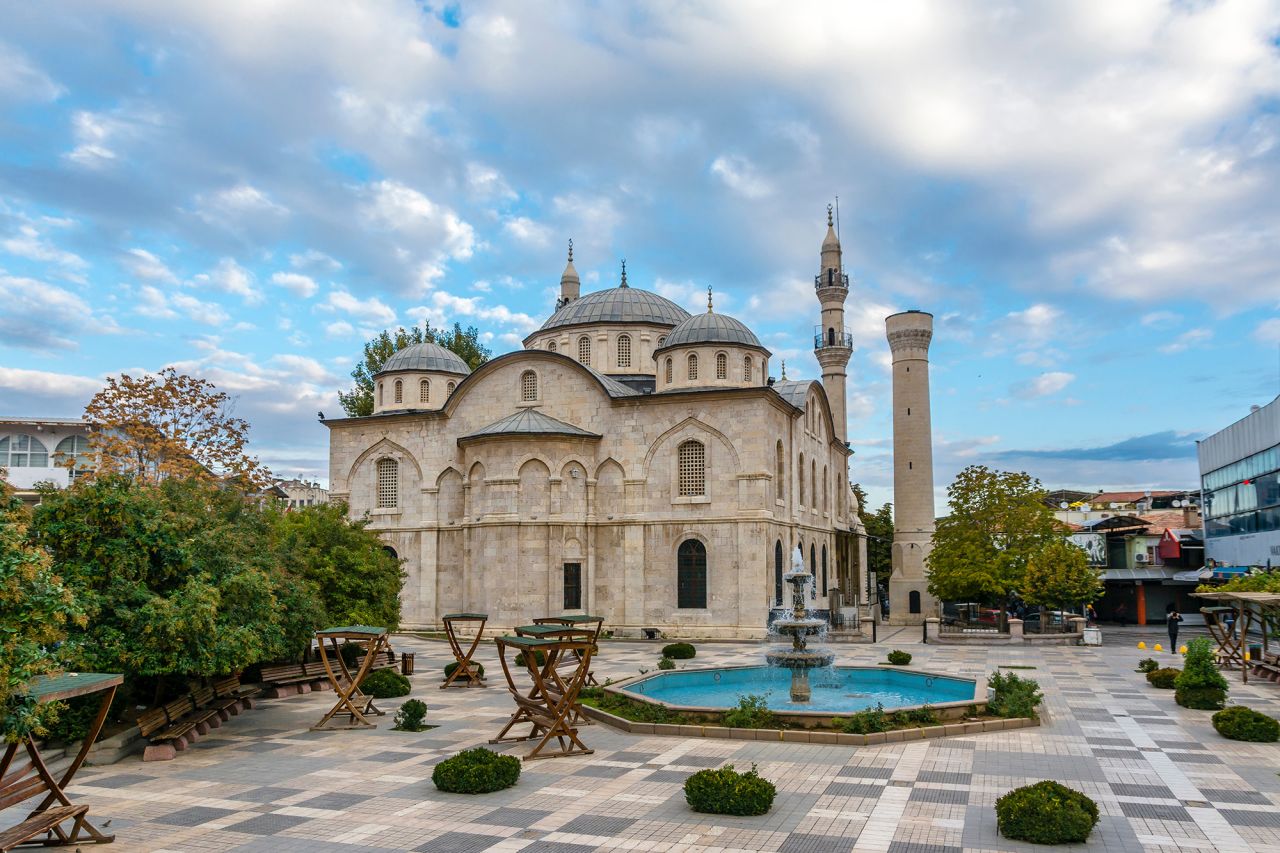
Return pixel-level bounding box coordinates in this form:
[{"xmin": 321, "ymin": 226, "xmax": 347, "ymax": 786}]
[{"xmin": 615, "ymin": 665, "xmax": 977, "ymax": 714}]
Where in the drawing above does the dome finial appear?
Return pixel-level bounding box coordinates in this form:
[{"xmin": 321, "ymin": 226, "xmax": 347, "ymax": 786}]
[
  {"xmin": 620, "ymin": 258, "xmax": 628, "ymax": 288},
  {"xmin": 781, "ymin": 359, "xmax": 787, "ymax": 380},
  {"xmin": 567, "ymin": 238, "xmax": 573, "ymax": 263},
  {"xmin": 827, "ymin": 203, "xmax": 833, "ymax": 227},
  {"xmin": 707, "ymin": 285, "xmax": 713, "ymax": 313}
]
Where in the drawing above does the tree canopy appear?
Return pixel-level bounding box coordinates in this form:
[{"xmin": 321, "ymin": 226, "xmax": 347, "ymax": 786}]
[
  {"xmin": 339, "ymin": 323, "xmax": 491, "ymax": 417},
  {"xmin": 1023, "ymin": 537, "xmax": 1103, "ymax": 612},
  {"xmin": 852, "ymin": 483, "xmax": 893, "ymax": 580},
  {"xmin": 926, "ymin": 465, "xmax": 1059, "ymax": 604}
]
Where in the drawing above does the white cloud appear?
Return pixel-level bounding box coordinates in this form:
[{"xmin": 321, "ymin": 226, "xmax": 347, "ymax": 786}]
[
  {"xmin": 360, "ymin": 180, "xmax": 475, "ymax": 259},
  {"xmin": 0, "ymin": 42, "xmax": 63, "ymax": 102},
  {"xmin": 1013, "ymin": 371, "xmax": 1075, "ymax": 398},
  {"xmin": 290, "ymin": 249, "xmax": 341, "ymax": 271},
  {"xmin": 271, "ymin": 271, "xmax": 319, "ymax": 298},
  {"xmin": 320, "ymin": 288, "xmax": 396, "ymax": 326},
  {"xmin": 1140, "ymin": 310, "xmax": 1181, "ymax": 328},
  {"xmin": 1158, "ymin": 327, "xmax": 1212, "ymax": 354},
  {"xmin": 0, "ymin": 274, "xmax": 117, "ymax": 350},
  {"xmin": 467, "ymin": 162, "xmax": 516, "ymax": 200},
  {"xmin": 325, "ymin": 320, "xmax": 356, "ymax": 339},
  {"xmin": 0, "ymin": 366, "xmax": 101, "ymax": 397},
  {"xmin": 194, "ymin": 183, "xmax": 288, "ymax": 228},
  {"xmin": 1, "ymin": 223, "xmax": 87, "ymax": 277},
  {"xmin": 124, "ymin": 248, "xmax": 177, "ymax": 283},
  {"xmin": 201, "ymin": 257, "xmax": 261, "ymax": 304},
  {"xmin": 1254, "ymin": 317, "xmax": 1280, "ymax": 345},
  {"xmin": 406, "ymin": 290, "xmax": 539, "ymax": 335},
  {"xmin": 709, "ymin": 154, "xmax": 771, "ymax": 198},
  {"xmin": 134, "ymin": 285, "xmax": 229, "ymax": 326},
  {"xmin": 504, "ymin": 215, "xmax": 551, "ymax": 247},
  {"xmin": 65, "ymin": 110, "xmax": 117, "ymax": 167}
]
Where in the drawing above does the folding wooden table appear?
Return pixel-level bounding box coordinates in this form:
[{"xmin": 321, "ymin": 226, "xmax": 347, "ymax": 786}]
[
  {"xmin": 1201, "ymin": 607, "xmax": 1245, "ymax": 670},
  {"xmin": 311, "ymin": 626, "xmax": 388, "ymax": 731},
  {"xmin": 0, "ymin": 672, "xmax": 121, "ymax": 851},
  {"xmin": 489, "ymin": 635, "xmax": 594, "ymax": 761},
  {"xmin": 514, "ymin": 624, "xmax": 595, "ymax": 725},
  {"xmin": 441, "ymin": 613, "xmax": 488, "ymax": 689},
  {"xmin": 532, "ymin": 615, "xmax": 605, "ymax": 685}
]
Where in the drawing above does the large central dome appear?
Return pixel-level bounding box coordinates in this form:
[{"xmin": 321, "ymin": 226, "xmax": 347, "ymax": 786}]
[{"xmin": 538, "ymin": 286, "xmax": 690, "ymax": 332}]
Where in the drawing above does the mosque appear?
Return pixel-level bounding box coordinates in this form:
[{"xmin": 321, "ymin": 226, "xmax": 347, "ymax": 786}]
[{"xmin": 324, "ymin": 211, "xmax": 937, "ymax": 636}]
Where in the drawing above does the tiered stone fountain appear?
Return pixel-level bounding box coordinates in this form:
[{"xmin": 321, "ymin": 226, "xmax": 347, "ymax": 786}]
[{"xmin": 766, "ymin": 547, "xmax": 836, "ymax": 702}]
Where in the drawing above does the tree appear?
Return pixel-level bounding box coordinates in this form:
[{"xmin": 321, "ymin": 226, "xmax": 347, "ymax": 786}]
[
  {"xmin": 926, "ymin": 465, "xmax": 1059, "ymax": 604},
  {"xmin": 0, "ymin": 479, "xmax": 84, "ymax": 742},
  {"xmin": 339, "ymin": 322, "xmax": 491, "ymax": 417},
  {"xmin": 84, "ymin": 367, "xmax": 267, "ymax": 486},
  {"xmin": 851, "ymin": 483, "xmax": 893, "ymax": 579},
  {"xmin": 1023, "ymin": 538, "xmax": 1103, "ymax": 614}
]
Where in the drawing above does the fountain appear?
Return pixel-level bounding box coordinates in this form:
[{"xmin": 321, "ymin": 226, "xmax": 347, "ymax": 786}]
[{"xmin": 765, "ymin": 546, "xmax": 835, "ymax": 702}]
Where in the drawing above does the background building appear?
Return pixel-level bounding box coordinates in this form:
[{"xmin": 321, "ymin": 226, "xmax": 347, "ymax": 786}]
[
  {"xmin": 274, "ymin": 477, "xmax": 330, "ymax": 509},
  {"xmin": 1198, "ymin": 394, "xmax": 1280, "ymax": 569},
  {"xmin": 0, "ymin": 417, "xmax": 92, "ymax": 504}
]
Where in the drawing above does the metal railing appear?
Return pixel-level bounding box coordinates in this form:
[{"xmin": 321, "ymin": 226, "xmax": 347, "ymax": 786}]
[
  {"xmin": 814, "ymin": 270, "xmax": 849, "ymax": 290},
  {"xmin": 814, "ymin": 328, "xmax": 854, "ymax": 350},
  {"xmin": 939, "ymin": 619, "xmax": 1005, "ymax": 636}
]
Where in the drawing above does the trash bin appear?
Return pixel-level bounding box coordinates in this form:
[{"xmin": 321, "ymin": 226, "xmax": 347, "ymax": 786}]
[
  {"xmin": 1081, "ymin": 627, "xmax": 1102, "ymax": 646},
  {"xmin": 401, "ymin": 652, "xmax": 415, "ymax": 676},
  {"xmin": 1249, "ymin": 644, "xmax": 1263, "ymax": 660}
]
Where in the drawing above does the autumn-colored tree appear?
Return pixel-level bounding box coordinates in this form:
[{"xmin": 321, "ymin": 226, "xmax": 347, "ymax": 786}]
[
  {"xmin": 1023, "ymin": 537, "xmax": 1103, "ymax": 615},
  {"xmin": 84, "ymin": 367, "xmax": 267, "ymax": 485},
  {"xmin": 338, "ymin": 323, "xmax": 491, "ymax": 417}
]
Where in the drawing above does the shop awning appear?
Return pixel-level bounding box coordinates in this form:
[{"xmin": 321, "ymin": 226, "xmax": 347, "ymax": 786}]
[
  {"xmin": 1172, "ymin": 568, "xmax": 1213, "ymax": 582},
  {"xmin": 1101, "ymin": 566, "xmax": 1191, "ymax": 582}
]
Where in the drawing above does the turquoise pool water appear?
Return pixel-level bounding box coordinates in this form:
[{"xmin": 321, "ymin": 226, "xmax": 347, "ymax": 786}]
[{"xmin": 620, "ymin": 666, "xmax": 975, "ymax": 713}]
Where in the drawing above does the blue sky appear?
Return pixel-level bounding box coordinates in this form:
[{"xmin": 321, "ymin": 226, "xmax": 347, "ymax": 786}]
[{"xmin": 2, "ymin": 0, "xmax": 1279, "ymax": 511}]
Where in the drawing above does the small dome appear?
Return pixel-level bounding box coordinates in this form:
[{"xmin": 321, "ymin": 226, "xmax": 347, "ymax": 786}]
[
  {"xmin": 539, "ymin": 286, "xmax": 690, "ymax": 332},
  {"xmin": 378, "ymin": 342, "xmax": 471, "ymax": 375},
  {"xmin": 659, "ymin": 311, "xmax": 764, "ymax": 350}
]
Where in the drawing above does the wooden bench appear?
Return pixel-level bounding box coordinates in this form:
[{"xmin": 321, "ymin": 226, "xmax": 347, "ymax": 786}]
[
  {"xmin": 211, "ymin": 675, "xmax": 258, "ymax": 715},
  {"xmin": 1249, "ymin": 659, "xmax": 1280, "ymax": 682},
  {"xmin": 137, "ymin": 689, "xmax": 220, "ymax": 762},
  {"xmin": 0, "ymin": 804, "xmax": 89, "ymax": 852}
]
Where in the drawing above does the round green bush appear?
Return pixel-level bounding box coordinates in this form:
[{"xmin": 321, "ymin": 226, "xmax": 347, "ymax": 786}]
[
  {"xmin": 393, "ymin": 699, "xmax": 428, "ymax": 732},
  {"xmin": 658, "ymin": 656, "xmax": 676, "ymax": 670},
  {"xmin": 360, "ymin": 668, "xmax": 411, "ymax": 698},
  {"xmin": 1176, "ymin": 685, "xmax": 1227, "ymax": 710},
  {"xmin": 663, "ymin": 642, "xmax": 696, "ymax": 659},
  {"xmin": 1146, "ymin": 667, "xmax": 1180, "ymax": 689},
  {"xmin": 996, "ymin": 781, "xmax": 1099, "ymax": 844},
  {"xmin": 1212, "ymin": 706, "xmax": 1280, "ymax": 743},
  {"xmin": 514, "ymin": 650, "xmax": 547, "ymax": 668},
  {"xmin": 432, "ymin": 747, "xmax": 521, "ymax": 794},
  {"xmin": 444, "ymin": 661, "xmax": 484, "ymax": 679},
  {"xmin": 684, "ymin": 764, "xmax": 776, "ymax": 816},
  {"xmin": 887, "ymin": 650, "xmax": 912, "ymax": 665},
  {"xmin": 1175, "ymin": 637, "xmax": 1229, "ymax": 710},
  {"xmin": 1137, "ymin": 658, "xmax": 1159, "ymax": 673}
]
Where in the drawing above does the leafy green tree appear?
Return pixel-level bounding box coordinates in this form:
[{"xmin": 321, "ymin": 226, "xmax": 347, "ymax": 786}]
[
  {"xmin": 271, "ymin": 502, "xmax": 405, "ymax": 630},
  {"xmin": 1023, "ymin": 538, "xmax": 1103, "ymax": 614},
  {"xmin": 0, "ymin": 480, "xmax": 84, "ymax": 742},
  {"xmin": 339, "ymin": 323, "xmax": 491, "ymax": 417},
  {"xmin": 852, "ymin": 483, "xmax": 893, "ymax": 579},
  {"xmin": 926, "ymin": 465, "xmax": 1058, "ymax": 605}
]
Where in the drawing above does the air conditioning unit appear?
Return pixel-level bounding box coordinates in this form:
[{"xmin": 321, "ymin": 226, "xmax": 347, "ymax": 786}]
[{"xmin": 1134, "ymin": 553, "xmax": 1148, "ymax": 563}]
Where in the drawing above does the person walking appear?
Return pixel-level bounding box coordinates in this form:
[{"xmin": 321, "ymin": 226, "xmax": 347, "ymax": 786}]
[
  {"xmin": 1166, "ymin": 603, "xmax": 1183, "ymax": 651},
  {"xmin": 1086, "ymin": 604, "xmax": 1098, "ymax": 627}
]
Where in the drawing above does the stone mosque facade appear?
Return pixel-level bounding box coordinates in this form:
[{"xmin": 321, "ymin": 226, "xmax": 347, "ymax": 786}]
[{"xmin": 325, "ymin": 213, "xmax": 931, "ymax": 637}]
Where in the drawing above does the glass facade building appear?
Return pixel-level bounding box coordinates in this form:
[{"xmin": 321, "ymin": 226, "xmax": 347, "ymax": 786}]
[{"xmin": 1198, "ymin": 396, "xmax": 1280, "ymax": 566}]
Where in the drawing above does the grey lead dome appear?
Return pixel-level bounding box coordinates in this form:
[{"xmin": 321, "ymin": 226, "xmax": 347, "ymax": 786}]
[
  {"xmin": 659, "ymin": 311, "xmax": 765, "ymax": 350},
  {"xmin": 539, "ymin": 286, "xmax": 690, "ymax": 331},
  {"xmin": 377, "ymin": 342, "xmax": 471, "ymax": 375}
]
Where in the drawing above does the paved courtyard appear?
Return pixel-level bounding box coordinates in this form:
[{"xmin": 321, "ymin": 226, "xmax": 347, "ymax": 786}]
[{"xmin": 38, "ymin": 631, "xmax": 1280, "ymax": 852}]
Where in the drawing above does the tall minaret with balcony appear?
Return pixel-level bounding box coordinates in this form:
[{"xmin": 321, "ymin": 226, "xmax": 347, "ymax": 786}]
[{"xmin": 814, "ymin": 205, "xmax": 853, "ymax": 443}]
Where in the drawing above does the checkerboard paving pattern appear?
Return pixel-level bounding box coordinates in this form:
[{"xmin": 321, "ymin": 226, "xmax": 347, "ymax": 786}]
[{"xmin": 9, "ymin": 629, "xmax": 1278, "ymax": 852}]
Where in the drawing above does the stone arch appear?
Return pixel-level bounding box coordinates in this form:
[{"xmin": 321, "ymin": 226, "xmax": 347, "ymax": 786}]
[
  {"xmin": 437, "ymin": 467, "xmax": 463, "ymax": 524},
  {"xmin": 465, "ymin": 460, "xmax": 486, "ymax": 519},
  {"xmin": 348, "ymin": 437, "xmax": 422, "ymax": 483},
  {"xmin": 518, "ymin": 458, "xmax": 551, "ymax": 518},
  {"xmin": 642, "ymin": 416, "xmax": 740, "ymax": 479},
  {"xmin": 595, "ymin": 458, "xmax": 624, "ymax": 517},
  {"xmin": 559, "ymin": 459, "xmax": 587, "ymax": 517}
]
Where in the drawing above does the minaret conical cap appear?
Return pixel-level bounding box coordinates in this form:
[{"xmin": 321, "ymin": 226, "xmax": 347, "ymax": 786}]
[
  {"xmin": 821, "ymin": 203, "xmax": 840, "ymax": 252},
  {"xmin": 560, "ymin": 239, "xmax": 579, "ymax": 285}
]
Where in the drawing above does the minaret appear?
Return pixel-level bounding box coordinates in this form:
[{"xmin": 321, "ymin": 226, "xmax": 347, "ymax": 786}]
[
  {"xmin": 556, "ymin": 239, "xmax": 580, "ymax": 309},
  {"xmin": 814, "ymin": 204, "xmax": 852, "ymax": 443},
  {"xmin": 885, "ymin": 310, "xmax": 937, "ymax": 625}
]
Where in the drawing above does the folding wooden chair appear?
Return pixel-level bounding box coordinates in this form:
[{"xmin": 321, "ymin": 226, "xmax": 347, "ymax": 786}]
[
  {"xmin": 1201, "ymin": 607, "xmax": 1244, "ymax": 670},
  {"xmin": 441, "ymin": 613, "xmax": 488, "ymax": 688},
  {"xmin": 311, "ymin": 626, "xmax": 389, "ymax": 731},
  {"xmin": 489, "ymin": 635, "xmax": 594, "ymax": 761},
  {"xmin": 533, "ymin": 615, "xmax": 605, "ymax": 685}
]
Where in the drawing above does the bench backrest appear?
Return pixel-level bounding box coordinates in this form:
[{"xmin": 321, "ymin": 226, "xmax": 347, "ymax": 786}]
[
  {"xmin": 136, "ymin": 706, "xmax": 169, "ymax": 738},
  {"xmin": 213, "ymin": 675, "xmax": 240, "ymax": 696},
  {"xmin": 259, "ymin": 663, "xmax": 306, "ymax": 681},
  {"xmin": 163, "ymin": 695, "xmax": 194, "ymax": 721},
  {"xmin": 192, "ymin": 686, "xmax": 214, "ymax": 707}
]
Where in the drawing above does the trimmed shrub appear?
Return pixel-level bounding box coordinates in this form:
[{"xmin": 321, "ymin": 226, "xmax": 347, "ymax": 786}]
[
  {"xmin": 432, "ymin": 747, "xmax": 521, "ymax": 794},
  {"xmin": 838, "ymin": 704, "xmax": 890, "ymax": 734},
  {"xmin": 657, "ymin": 656, "xmax": 676, "ymax": 670},
  {"xmin": 1212, "ymin": 706, "xmax": 1280, "ymax": 743},
  {"xmin": 987, "ymin": 671, "xmax": 1043, "ymax": 719},
  {"xmin": 886, "ymin": 650, "xmax": 912, "ymax": 665},
  {"xmin": 514, "ymin": 650, "xmax": 547, "ymax": 669},
  {"xmin": 684, "ymin": 764, "xmax": 776, "ymax": 816},
  {"xmin": 663, "ymin": 642, "xmax": 696, "ymax": 660},
  {"xmin": 1174, "ymin": 638, "xmax": 1228, "ymax": 710},
  {"xmin": 996, "ymin": 781, "xmax": 1099, "ymax": 844},
  {"xmin": 723, "ymin": 694, "xmax": 775, "ymax": 729},
  {"xmin": 393, "ymin": 699, "xmax": 428, "ymax": 731},
  {"xmin": 360, "ymin": 668, "xmax": 411, "ymax": 698},
  {"xmin": 892, "ymin": 704, "xmax": 938, "ymax": 726},
  {"xmin": 1146, "ymin": 667, "xmax": 1180, "ymax": 689},
  {"xmin": 443, "ymin": 661, "xmax": 484, "ymax": 680},
  {"xmin": 1137, "ymin": 658, "xmax": 1159, "ymax": 673}
]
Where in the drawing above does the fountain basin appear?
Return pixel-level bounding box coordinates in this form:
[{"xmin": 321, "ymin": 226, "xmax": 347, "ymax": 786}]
[
  {"xmin": 609, "ymin": 665, "xmax": 980, "ymax": 722},
  {"xmin": 765, "ymin": 650, "xmax": 836, "ymax": 668}
]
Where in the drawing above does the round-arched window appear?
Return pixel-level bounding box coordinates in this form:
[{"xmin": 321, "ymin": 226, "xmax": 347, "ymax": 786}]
[
  {"xmin": 617, "ymin": 334, "xmax": 631, "ymax": 368},
  {"xmin": 578, "ymin": 335, "xmax": 591, "ymax": 365},
  {"xmin": 677, "ymin": 539, "xmax": 707, "ymax": 609},
  {"xmin": 521, "ymin": 369, "xmax": 538, "ymax": 402},
  {"xmin": 687, "ymin": 353, "xmax": 698, "ymax": 380},
  {"xmin": 715, "ymin": 352, "xmax": 727, "ymax": 379}
]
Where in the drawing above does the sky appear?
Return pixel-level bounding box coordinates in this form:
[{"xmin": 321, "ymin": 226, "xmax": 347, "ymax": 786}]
[{"xmin": 1, "ymin": 0, "xmax": 1279, "ymax": 513}]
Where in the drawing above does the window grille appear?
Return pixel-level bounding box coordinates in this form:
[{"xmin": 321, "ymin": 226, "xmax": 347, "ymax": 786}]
[
  {"xmin": 716, "ymin": 352, "xmax": 727, "ymax": 379},
  {"xmin": 394, "ymin": 379, "xmax": 403, "ymax": 403},
  {"xmin": 376, "ymin": 458, "xmax": 398, "ymax": 508},
  {"xmin": 678, "ymin": 439, "xmax": 705, "ymax": 497},
  {"xmin": 420, "ymin": 379, "xmax": 430, "ymax": 403},
  {"xmin": 744, "ymin": 355, "xmax": 753, "ymax": 383},
  {"xmin": 677, "ymin": 539, "xmax": 707, "ymax": 609},
  {"xmin": 617, "ymin": 335, "xmax": 631, "ymax": 368},
  {"xmin": 446, "ymin": 381, "xmax": 456, "ymax": 396},
  {"xmin": 665, "ymin": 357, "xmax": 673, "ymax": 384},
  {"xmin": 687, "ymin": 353, "xmax": 698, "ymax": 380},
  {"xmin": 548, "ymin": 340, "xmax": 556, "ymax": 352},
  {"xmin": 563, "ymin": 563, "xmax": 582, "ymax": 610},
  {"xmin": 578, "ymin": 335, "xmax": 591, "ymax": 365},
  {"xmin": 521, "ymin": 370, "xmax": 538, "ymax": 401},
  {"xmin": 775, "ymin": 441, "xmax": 784, "ymax": 500},
  {"xmin": 0, "ymin": 434, "xmax": 48, "ymax": 468},
  {"xmin": 657, "ymin": 336, "xmax": 666, "ymax": 347}
]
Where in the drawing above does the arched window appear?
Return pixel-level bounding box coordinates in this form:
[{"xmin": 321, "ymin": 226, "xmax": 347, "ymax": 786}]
[
  {"xmin": 657, "ymin": 335, "xmax": 667, "ymax": 347},
  {"xmin": 393, "ymin": 379, "xmax": 403, "ymax": 403},
  {"xmin": 775, "ymin": 440, "xmax": 784, "ymax": 500},
  {"xmin": 810, "ymin": 544, "xmax": 817, "ymax": 599},
  {"xmin": 797, "ymin": 453, "xmax": 805, "ymax": 505},
  {"xmin": 687, "ymin": 353, "xmax": 698, "ymax": 380},
  {"xmin": 447, "ymin": 380, "xmax": 456, "ymax": 396},
  {"xmin": 774, "ymin": 540, "xmax": 784, "ymax": 606},
  {"xmin": 677, "ymin": 539, "xmax": 707, "ymax": 609},
  {"xmin": 665, "ymin": 357, "xmax": 673, "ymax": 384},
  {"xmin": 578, "ymin": 335, "xmax": 591, "ymax": 365},
  {"xmin": 909, "ymin": 590, "xmax": 922, "ymax": 614},
  {"xmin": 548, "ymin": 340, "xmax": 556, "ymax": 352},
  {"xmin": 677, "ymin": 439, "xmax": 706, "ymax": 497},
  {"xmin": 743, "ymin": 355, "xmax": 753, "ymax": 383},
  {"xmin": 375, "ymin": 458, "xmax": 398, "ymax": 509},
  {"xmin": 823, "ymin": 466, "xmax": 828, "ymax": 513},
  {"xmin": 377, "ymin": 382, "xmax": 383, "ymax": 407},
  {"xmin": 810, "ymin": 460, "xmax": 816, "ymax": 512},
  {"xmin": 617, "ymin": 334, "xmax": 631, "ymax": 368},
  {"xmin": 520, "ymin": 370, "xmax": 538, "ymax": 402},
  {"xmin": 53, "ymin": 435, "xmax": 90, "ymax": 476},
  {"xmin": 827, "ymin": 327, "xmax": 835, "ymax": 346},
  {"xmin": 0, "ymin": 434, "xmax": 48, "ymax": 468},
  {"xmin": 419, "ymin": 379, "xmax": 430, "ymax": 403},
  {"xmin": 821, "ymin": 544, "xmax": 828, "ymax": 596},
  {"xmin": 715, "ymin": 352, "xmax": 727, "ymax": 379}
]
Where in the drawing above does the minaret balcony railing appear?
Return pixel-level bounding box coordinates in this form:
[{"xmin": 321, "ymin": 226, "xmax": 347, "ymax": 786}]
[
  {"xmin": 814, "ymin": 270, "xmax": 849, "ymax": 290},
  {"xmin": 814, "ymin": 327, "xmax": 854, "ymax": 350}
]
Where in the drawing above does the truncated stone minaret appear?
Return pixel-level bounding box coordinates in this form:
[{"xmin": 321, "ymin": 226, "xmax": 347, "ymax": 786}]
[
  {"xmin": 814, "ymin": 205, "xmax": 852, "ymax": 443},
  {"xmin": 886, "ymin": 310, "xmax": 937, "ymax": 624}
]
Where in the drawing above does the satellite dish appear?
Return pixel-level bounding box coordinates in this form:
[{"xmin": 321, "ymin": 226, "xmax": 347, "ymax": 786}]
[
  {"xmin": 1082, "ymin": 504, "xmax": 1092, "ymax": 512},
  {"xmin": 1059, "ymin": 501, "xmax": 1069, "ymax": 509},
  {"xmin": 1172, "ymin": 500, "xmax": 1181, "ymax": 507}
]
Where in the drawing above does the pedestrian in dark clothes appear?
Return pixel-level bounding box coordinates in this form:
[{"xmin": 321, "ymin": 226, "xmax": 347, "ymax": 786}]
[{"xmin": 1166, "ymin": 603, "xmax": 1183, "ymax": 650}]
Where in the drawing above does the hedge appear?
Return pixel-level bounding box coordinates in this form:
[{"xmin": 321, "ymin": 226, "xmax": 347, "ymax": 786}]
[
  {"xmin": 1212, "ymin": 706, "xmax": 1279, "ymax": 742},
  {"xmin": 886, "ymin": 650, "xmax": 912, "ymax": 665},
  {"xmin": 1146, "ymin": 668, "xmax": 1180, "ymax": 689},
  {"xmin": 360, "ymin": 669, "xmax": 411, "ymax": 698},
  {"xmin": 663, "ymin": 643, "xmax": 696, "ymax": 660}
]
